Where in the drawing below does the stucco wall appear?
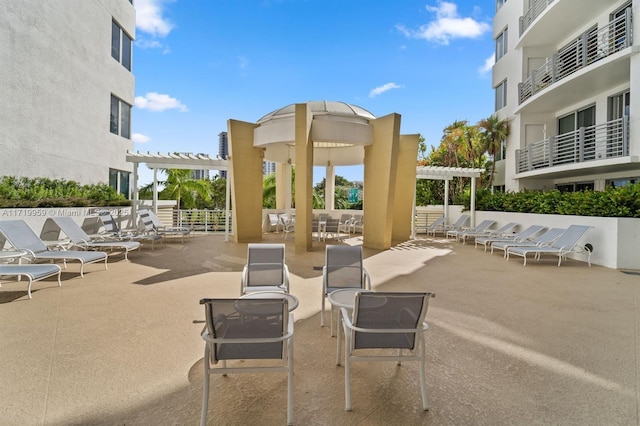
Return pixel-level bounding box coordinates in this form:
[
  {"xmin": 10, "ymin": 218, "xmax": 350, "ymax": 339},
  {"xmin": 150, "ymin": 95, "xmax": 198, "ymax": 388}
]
[{"xmin": 0, "ymin": 0, "xmax": 135, "ymax": 184}]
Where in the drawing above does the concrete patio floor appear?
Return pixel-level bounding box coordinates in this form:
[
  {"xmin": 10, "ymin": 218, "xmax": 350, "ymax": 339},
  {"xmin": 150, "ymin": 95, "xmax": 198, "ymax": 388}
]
[{"xmin": 1, "ymin": 232, "xmax": 639, "ymax": 425}]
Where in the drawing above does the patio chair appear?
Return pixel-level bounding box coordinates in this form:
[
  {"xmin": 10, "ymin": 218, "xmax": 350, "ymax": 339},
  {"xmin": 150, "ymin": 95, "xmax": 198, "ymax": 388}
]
[
  {"xmin": 350, "ymin": 214, "xmax": 364, "ymax": 234},
  {"xmin": 417, "ymin": 216, "xmax": 446, "ymax": 236},
  {"xmin": 322, "ymin": 245, "xmax": 371, "ymax": 335},
  {"xmin": 241, "ymin": 243, "xmax": 290, "ymax": 294},
  {"xmin": 323, "ymin": 218, "xmax": 342, "ymax": 241},
  {"xmin": 199, "ymin": 298, "xmax": 294, "ymax": 426},
  {"xmin": 506, "ymin": 225, "xmax": 593, "ymax": 266},
  {"xmin": 338, "ymin": 214, "xmax": 353, "ymax": 237},
  {"xmin": 431, "ymin": 214, "xmax": 469, "ymax": 237},
  {"xmin": 279, "ymin": 214, "xmax": 295, "ymax": 240},
  {"xmin": 475, "ymin": 225, "xmax": 546, "ymax": 251},
  {"xmin": 491, "ymin": 227, "xmax": 565, "ymax": 257},
  {"xmin": 138, "ymin": 209, "xmax": 190, "ymax": 243},
  {"xmin": 0, "ymin": 263, "xmax": 62, "ymax": 299},
  {"xmin": 40, "ymin": 216, "xmax": 141, "ymax": 260},
  {"xmin": 0, "ymin": 220, "xmax": 108, "ymax": 277},
  {"xmin": 456, "ymin": 221, "xmax": 517, "ymax": 244},
  {"xmin": 447, "ymin": 219, "xmax": 495, "ymax": 241},
  {"xmin": 336, "ymin": 292, "xmax": 435, "ymax": 411},
  {"xmin": 98, "ymin": 210, "xmax": 163, "ymax": 249},
  {"xmin": 267, "ymin": 213, "xmax": 282, "ymax": 233}
]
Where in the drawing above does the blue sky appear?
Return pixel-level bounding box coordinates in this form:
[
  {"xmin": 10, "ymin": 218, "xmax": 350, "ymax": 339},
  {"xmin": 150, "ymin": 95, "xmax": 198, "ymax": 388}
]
[{"xmin": 131, "ymin": 0, "xmax": 496, "ymax": 185}]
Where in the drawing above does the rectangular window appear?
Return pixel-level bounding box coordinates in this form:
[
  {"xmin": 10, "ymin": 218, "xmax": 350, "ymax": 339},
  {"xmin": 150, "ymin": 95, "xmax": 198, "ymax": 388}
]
[
  {"xmin": 110, "ymin": 94, "xmax": 131, "ymax": 139},
  {"xmin": 496, "ymin": 27, "xmax": 508, "ymax": 61},
  {"xmin": 495, "ymin": 80, "xmax": 507, "ymax": 110},
  {"xmin": 109, "ymin": 168, "xmax": 131, "ymax": 199},
  {"xmin": 496, "ymin": 0, "xmax": 507, "ymax": 11},
  {"xmin": 111, "ymin": 20, "xmax": 132, "ymax": 71}
]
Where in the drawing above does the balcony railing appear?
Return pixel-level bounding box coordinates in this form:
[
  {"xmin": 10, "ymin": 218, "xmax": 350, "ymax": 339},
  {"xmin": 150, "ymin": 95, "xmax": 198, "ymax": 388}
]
[
  {"xmin": 519, "ymin": 0, "xmax": 555, "ymax": 35},
  {"xmin": 519, "ymin": 9, "xmax": 632, "ymax": 104},
  {"xmin": 173, "ymin": 209, "xmax": 231, "ymax": 232},
  {"xmin": 516, "ymin": 117, "xmax": 629, "ymax": 174}
]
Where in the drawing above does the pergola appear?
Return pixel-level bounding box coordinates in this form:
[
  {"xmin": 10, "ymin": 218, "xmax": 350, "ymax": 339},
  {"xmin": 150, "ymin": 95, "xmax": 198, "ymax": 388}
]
[
  {"xmin": 413, "ymin": 166, "xmax": 485, "ymax": 238},
  {"xmin": 126, "ymin": 151, "xmax": 231, "ymax": 240}
]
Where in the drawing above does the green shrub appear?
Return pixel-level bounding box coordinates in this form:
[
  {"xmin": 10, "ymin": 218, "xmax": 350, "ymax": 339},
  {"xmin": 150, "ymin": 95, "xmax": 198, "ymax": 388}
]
[{"xmin": 0, "ymin": 176, "xmax": 129, "ymax": 208}]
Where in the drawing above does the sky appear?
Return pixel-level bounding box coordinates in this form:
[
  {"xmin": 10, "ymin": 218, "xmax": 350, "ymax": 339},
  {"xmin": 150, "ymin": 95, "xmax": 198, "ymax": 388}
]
[{"xmin": 131, "ymin": 0, "xmax": 497, "ymax": 185}]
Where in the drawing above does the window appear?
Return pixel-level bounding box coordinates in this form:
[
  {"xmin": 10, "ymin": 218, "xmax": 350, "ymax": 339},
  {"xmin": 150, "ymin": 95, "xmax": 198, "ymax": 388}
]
[
  {"xmin": 495, "ymin": 80, "xmax": 507, "ymax": 110},
  {"xmin": 109, "ymin": 168, "xmax": 131, "ymax": 198},
  {"xmin": 556, "ymin": 182, "xmax": 594, "ymax": 192},
  {"xmin": 494, "ymin": 139, "xmax": 507, "ymax": 161},
  {"xmin": 496, "ymin": 27, "xmax": 508, "ymax": 61},
  {"xmin": 110, "ymin": 95, "xmax": 131, "ymax": 139},
  {"xmin": 111, "ymin": 20, "xmax": 132, "ymax": 71},
  {"xmin": 607, "ymin": 177, "xmax": 639, "ymax": 188},
  {"xmin": 496, "ymin": 0, "xmax": 507, "ymax": 11}
]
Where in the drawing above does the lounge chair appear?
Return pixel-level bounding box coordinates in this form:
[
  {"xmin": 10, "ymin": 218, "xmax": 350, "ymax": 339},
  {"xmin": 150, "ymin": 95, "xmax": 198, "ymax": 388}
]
[
  {"xmin": 199, "ymin": 297, "xmax": 294, "ymax": 425},
  {"xmin": 0, "ymin": 220, "xmax": 108, "ymax": 277},
  {"xmin": 138, "ymin": 209, "xmax": 190, "ymax": 243},
  {"xmin": 138, "ymin": 209, "xmax": 190, "ymax": 242},
  {"xmin": 417, "ymin": 216, "xmax": 446, "ymax": 236},
  {"xmin": 475, "ymin": 225, "xmax": 546, "ymax": 251},
  {"xmin": 447, "ymin": 219, "xmax": 496, "ymax": 241},
  {"xmin": 506, "ymin": 225, "xmax": 593, "ymax": 266},
  {"xmin": 336, "ymin": 291, "xmax": 435, "ymax": 411},
  {"xmin": 0, "ymin": 263, "xmax": 62, "ymax": 299},
  {"xmin": 457, "ymin": 222, "xmax": 518, "ymax": 244},
  {"xmin": 98, "ymin": 211, "xmax": 163, "ymax": 249},
  {"xmin": 491, "ymin": 228, "xmax": 565, "ymax": 257},
  {"xmin": 431, "ymin": 215, "xmax": 469, "ymax": 237},
  {"xmin": 40, "ymin": 216, "xmax": 141, "ymax": 260},
  {"xmin": 241, "ymin": 243, "xmax": 290, "ymax": 294}
]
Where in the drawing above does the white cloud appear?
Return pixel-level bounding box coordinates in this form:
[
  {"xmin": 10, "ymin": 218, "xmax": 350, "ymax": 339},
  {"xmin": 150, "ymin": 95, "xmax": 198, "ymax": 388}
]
[
  {"xmin": 134, "ymin": 92, "xmax": 187, "ymax": 112},
  {"xmin": 135, "ymin": 37, "xmax": 171, "ymax": 54},
  {"xmin": 397, "ymin": 1, "xmax": 490, "ymax": 45},
  {"xmin": 132, "ymin": 133, "xmax": 151, "ymax": 144},
  {"xmin": 369, "ymin": 82, "xmax": 402, "ymax": 98},
  {"xmin": 479, "ymin": 53, "xmax": 495, "ymax": 75},
  {"xmin": 135, "ymin": 0, "xmax": 174, "ymax": 38}
]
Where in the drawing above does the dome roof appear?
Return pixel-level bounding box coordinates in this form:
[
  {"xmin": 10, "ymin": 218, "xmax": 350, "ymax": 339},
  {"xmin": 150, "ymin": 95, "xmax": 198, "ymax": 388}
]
[{"xmin": 257, "ymin": 100, "xmax": 376, "ymax": 123}]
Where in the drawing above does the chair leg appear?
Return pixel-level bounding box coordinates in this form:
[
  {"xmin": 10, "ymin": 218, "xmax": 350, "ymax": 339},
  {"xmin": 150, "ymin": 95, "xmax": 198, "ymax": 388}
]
[
  {"xmin": 287, "ymin": 340, "xmax": 294, "ymax": 425},
  {"xmin": 420, "ymin": 357, "xmax": 429, "ymax": 411},
  {"xmin": 201, "ymin": 348, "xmax": 211, "ymax": 426},
  {"xmin": 320, "ymin": 295, "xmax": 325, "ymax": 327},
  {"xmin": 345, "ymin": 341, "xmax": 352, "ymax": 411}
]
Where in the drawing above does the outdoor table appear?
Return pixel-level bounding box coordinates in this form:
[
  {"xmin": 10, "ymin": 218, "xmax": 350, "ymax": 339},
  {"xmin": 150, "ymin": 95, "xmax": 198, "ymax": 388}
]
[
  {"xmin": 327, "ymin": 288, "xmax": 372, "ymax": 336},
  {"xmin": 0, "ymin": 250, "xmax": 28, "ymax": 264},
  {"xmin": 239, "ymin": 291, "xmax": 299, "ymax": 313}
]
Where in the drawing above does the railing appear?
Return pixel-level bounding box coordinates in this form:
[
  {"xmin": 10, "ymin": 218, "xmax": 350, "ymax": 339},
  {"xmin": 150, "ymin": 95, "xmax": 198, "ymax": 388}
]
[
  {"xmin": 519, "ymin": 10, "xmax": 632, "ymax": 104},
  {"xmin": 516, "ymin": 117, "xmax": 629, "ymax": 173},
  {"xmin": 519, "ymin": 0, "xmax": 555, "ymax": 35},
  {"xmin": 172, "ymin": 209, "xmax": 231, "ymax": 233}
]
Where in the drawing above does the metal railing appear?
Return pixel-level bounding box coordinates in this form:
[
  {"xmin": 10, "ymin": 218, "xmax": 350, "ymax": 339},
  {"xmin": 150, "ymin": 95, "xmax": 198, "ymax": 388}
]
[
  {"xmin": 516, "ymin": 117, "xmax": 629, "ymax": 173},
  {"xmin": 519, "ymin": 10, "xmax": 632, "ymax": 104},
  {"xmin": 172, "ymin": 209, "xmax": 231, "ymax": 233},
  {"xmin": 519, "ymin": 0, "xmax": 555, "ymax": 35}
]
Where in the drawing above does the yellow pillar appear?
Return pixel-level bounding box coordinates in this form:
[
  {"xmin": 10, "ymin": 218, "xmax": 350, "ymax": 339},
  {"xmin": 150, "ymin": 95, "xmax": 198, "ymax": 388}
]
[
  {"xmin": 228, "ymin": 119, "xmax": 263, "ymax": 242},
  {"xmin": 275, "ymin": 163, "xmax": 286, "ymax": 209},
  {"xmin": 392, "ymin": 134, "xmax": 420, "ymax": 241},
  {"xmin": 294, "ymin": 103, "xmax": 314, "ymax": 252},
  {"xmin": 363, "ymin": 113, "xmax": 401, "ymax": 250}
]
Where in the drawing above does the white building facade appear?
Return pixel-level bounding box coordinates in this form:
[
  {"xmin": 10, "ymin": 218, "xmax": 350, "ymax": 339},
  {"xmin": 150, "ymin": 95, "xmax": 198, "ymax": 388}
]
[
  {"xmin": 0, "ymin": 0, "xmax": 136, "ymax": 197},
  {"xmin": 493, "ymin": 0, "xmax": 640, "ymax": 192}
]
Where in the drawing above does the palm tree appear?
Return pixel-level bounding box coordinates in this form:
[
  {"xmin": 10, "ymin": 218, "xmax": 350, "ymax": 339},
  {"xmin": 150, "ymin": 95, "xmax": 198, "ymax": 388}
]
[
  {"xmin": 477, "ymin": 115, "xmax": 510, "ymax": 189},
  {"xmin": 140, "ymin": 169, "xmax": 211, "ymax": 209}
]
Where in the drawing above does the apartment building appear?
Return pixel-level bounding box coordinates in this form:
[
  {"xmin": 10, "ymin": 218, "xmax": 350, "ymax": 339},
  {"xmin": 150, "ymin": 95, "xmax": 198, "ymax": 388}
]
[
  {"xmin": 0, "ymin": 0, "xmax": 136, "ymax": 197},
  {"xmin": 492, "ymin": 0, "xmax": 639, "ymax": 192}
]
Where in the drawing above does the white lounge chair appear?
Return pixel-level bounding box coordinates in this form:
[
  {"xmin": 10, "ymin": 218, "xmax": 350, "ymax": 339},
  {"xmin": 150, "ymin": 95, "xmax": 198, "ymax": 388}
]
[
  {"xmin": 507, "ymin": 225, "xmax": 593, "ymax": 266},
  {"xmin": 491, "ymin": 228, "xmax": 565, "ymax": 257},
  {"xmin": 40, "ymin": 216, "xmax": 140, "ymax": 260},
  {"xmin": 0, "ymin": 263, "xmax": 62, "ymax": 299},
  {"xmin": 98, "ymin": 211, "xmax": 163, "ymax": 249},
  {"xmin": 447, "ymin": 219, "xmax": 496, "ymax": 241},
  {"xmin": 431, "ymin": 215, "xmax": 469, "ymax": 237},
  {"xmin": 475, "ymin": 225, "xmax": 546, "ymax": 251},
  {"xmin": 417, "ymin": 216, "xmax": 446, "ymax": 236},
  {"xmin": 337, "ymin": 291, "xmax": 435, "ymax": 411},
  {"xmin": 138, "ymin": 209, "xmax": 190, "ymax": 243},
  {"xmin": 457, "ymin": 222, "xmax": 518, "ymax": 244},
  {"xmin": 0, "ymin": 220, "xmax": 108, "ymax": 277}
]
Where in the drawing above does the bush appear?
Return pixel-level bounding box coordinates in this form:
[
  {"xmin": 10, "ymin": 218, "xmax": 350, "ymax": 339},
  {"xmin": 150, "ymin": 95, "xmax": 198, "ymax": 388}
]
[
  {"xmin": 0, "ymin": 176, "xmax": 129, "ymax": 208},
  {"xmin": 469, "ymin": 184, "xmax": 640, "ymax": 218}
]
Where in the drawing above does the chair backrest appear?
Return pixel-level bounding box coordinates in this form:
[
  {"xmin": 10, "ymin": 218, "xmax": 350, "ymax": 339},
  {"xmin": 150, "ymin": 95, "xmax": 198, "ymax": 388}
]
[
  {"xmin": 319, "ymin": 213, "xmax": 331, "ymax": 222},
  {"xmin": 351, "ymin": 214, "xmax": 363, "ymax": 225},
  {"xmin": 450, "ymin": 215, "xmax": 469, "ymax": 229},
  {"xmin": 268, "ymin": 213, "xmax": 280, "ymax": 226},
  {"xmin": 47, "ymin": 217, "xmax": 92, "ymax": 243},
  {"xmin": 512, "ymin": 225, "xmax": 546, "ymax": 240},
  {"xmin": 471, "ymin": 220, "xmax": 495, "ymax": 232},
  {"xmin": 531, "ymin": 228, "xmax": 565, "ymax": 245},
  {"xmin": 490, "ymin": 222, "xmax": 518, "ymax": 235},
  {"xmin": 0, "ymin": 220, "xmax": 49, "ymax": 254},
  {"xmin": 245, "ymin": 244, "xmax": 286, "ymax": 288},
  {"xmin": 324, "ymin": 245, "xmax": 365, "ymax": 293},
  {"xmin": 137, "ymin": 209, "xmax": 156, "ymax": 232},
  {"xmin": 339, "ymin": 214, "xmax": 352, "ymax": 223},
  {"xmin": 549, "ymin": 225, "xmax": 592, "ymax": 249},
  {"xmin": 143, "ymin": 210, "xmax": 164, "ymax": 228},
  {"xmin": 325, "ymin": 218, "xmax": 339, "ymax": 233},
  {"xmin": 427, "ymin": 217, "xmax": 446, "ymax": 229},
  {"xmin": 98, "ymin": 211, "xmax": 121, "ymax": 234},
  {"xmin": 352, "ymin": 292, "xmax": 432, "ymax": 350},
  {"xmin": 201, "ymin": 298, "xmax": 288, "ymax": 363}
]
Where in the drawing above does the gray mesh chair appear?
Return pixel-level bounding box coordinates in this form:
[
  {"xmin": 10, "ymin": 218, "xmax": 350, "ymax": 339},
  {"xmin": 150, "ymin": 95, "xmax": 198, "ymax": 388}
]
[
  {"xmin": 241, "ymin": 243, "xmax": 290, "ymax": 294},
  {"xmin": 336, "ymin": 292, "xmax": 435, "ymax": 411},
  {"xmin": 322, "ymin": 245, "xmax": 371, "ymax": 334},
  {"xmin": 199, "ymin": 298, "xmax": 294, "ymax": 426}
]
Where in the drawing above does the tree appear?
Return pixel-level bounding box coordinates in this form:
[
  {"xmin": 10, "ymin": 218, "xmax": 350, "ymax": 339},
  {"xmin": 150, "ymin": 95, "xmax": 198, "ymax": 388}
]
[
  {"xmin": 477, "ymin": 115, "xmax": 509, "ymax": 189},
  {"xmin": 139, "ymin": 169, "xmax": 211, "ymax": 209}
]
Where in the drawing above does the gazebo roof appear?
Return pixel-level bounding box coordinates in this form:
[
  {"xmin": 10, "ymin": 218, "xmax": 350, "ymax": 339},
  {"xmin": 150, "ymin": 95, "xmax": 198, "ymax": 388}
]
[
  {"xmin": 416, "ymin": 166, "xmax": 484, "ymax": 180},
  {"xmin": 125, "ymin": 151, "xmax": 229, "ymax": 170}
]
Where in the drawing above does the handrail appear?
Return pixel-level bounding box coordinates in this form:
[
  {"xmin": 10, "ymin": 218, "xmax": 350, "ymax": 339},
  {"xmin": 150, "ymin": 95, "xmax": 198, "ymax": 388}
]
[{"xmin": 519, "ymin": 0, "xmax": 555, "ymax": 36}]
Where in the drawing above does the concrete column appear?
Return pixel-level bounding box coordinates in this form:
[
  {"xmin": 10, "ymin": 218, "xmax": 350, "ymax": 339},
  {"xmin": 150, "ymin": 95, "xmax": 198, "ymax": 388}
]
[
  {"xmin": 294, "ymin": 103, "xmax": 314, "ymax": 252},
  {"xmin": 275, "ymin": 163, "xmax": 286, "ymax": 209},
  {"xmin": 325, "ymin": 163, "xmax": 335, "ymax": 211},
  {"xmin": 228, "ymin": 119, "xmax": 263, "ymax": 243},
  {"xmin": 284, "ymin": 162, "xmax": 292, "ymax": 214},
  {"xmin": 392, "ymin": 134, "xmax": 419, "ymax": 241},
  {"xmin": 363, "ymin": 113, "xmax": 401, "ymax": 250}
]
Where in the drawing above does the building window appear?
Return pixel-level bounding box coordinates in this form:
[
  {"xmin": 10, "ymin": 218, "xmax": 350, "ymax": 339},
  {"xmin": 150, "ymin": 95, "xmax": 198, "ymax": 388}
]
[
  {"xmin": 109, "ymin": 168, "xmax": 131, "ymax": 199},
  {"xmin": 556, "ymin": 182, "xmax": 594, "ymax": 192},
  {"xmin": 496, "ymin": 27, "xmax": 508, "ymax": 61},
  {"xmin": 607, "ymin": 177, "xmax": 638, "ymax": 188},
  {"xmin": 111, "ymin": 20, "xmax": 132, "ymax": 71},
  {"xmin": 495, "ymin": 80, "xmax": 507, "ymax": 110},
  {"xmin": 110, "ymin": 95, "xmax": 131, "ymax": 139},
  {"xmin": 496, "ymin": 0, "xmax": 507, "ymax": 11}
]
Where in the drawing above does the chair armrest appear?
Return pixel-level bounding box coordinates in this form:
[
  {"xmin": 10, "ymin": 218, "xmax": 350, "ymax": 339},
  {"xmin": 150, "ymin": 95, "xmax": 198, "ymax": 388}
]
[{"xmin": 363, "ymin": 268, "xmax": 372, "ymax": 290}]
